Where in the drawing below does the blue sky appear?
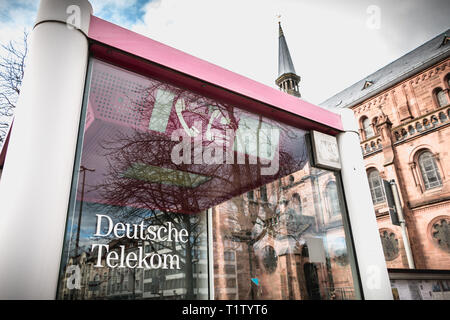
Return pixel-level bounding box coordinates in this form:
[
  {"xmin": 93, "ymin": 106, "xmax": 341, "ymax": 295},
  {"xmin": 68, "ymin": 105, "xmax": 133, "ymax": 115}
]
[
  {"xmin": 89, "ymin": 0, "xmax": 149, "ymax": 28},
  {"xmin": 0, "ymin": 0, "xmax": 449, "ymax": 105}
]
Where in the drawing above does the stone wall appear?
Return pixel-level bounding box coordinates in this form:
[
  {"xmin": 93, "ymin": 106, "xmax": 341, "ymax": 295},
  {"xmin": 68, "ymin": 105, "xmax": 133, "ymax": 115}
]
[{"xmin": 353, "ymin": 57, "xmax": 450, "ymax": 270}]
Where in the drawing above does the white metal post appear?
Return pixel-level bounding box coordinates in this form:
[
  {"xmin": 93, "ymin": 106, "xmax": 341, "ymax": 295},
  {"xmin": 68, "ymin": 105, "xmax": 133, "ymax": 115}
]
[
  {"xmin": 335, "ymin": 108, "xmax": 393, "ymax": 300},
  {"xmin": 0, "ymin": 0, "xmax": 92, "ymax": 299},
  {"xmin": 207, "ymin": 208, "xmax": 215, "ymax": 299}
]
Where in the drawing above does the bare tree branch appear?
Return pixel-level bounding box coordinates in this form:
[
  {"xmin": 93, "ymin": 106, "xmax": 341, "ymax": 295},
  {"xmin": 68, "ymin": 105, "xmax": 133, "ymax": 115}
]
[{"xmin": 0, "ymin": 30, "xmax": 28, "ymax": 144}]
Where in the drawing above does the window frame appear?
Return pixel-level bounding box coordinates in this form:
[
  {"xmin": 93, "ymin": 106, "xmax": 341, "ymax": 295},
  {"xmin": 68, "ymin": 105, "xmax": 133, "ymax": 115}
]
[
  {"xmin": 360, "ymin": 116, "xmax": 374, "ymax": 140},
  {"xmin": 325, "ymin": 180, "xmax": 341, "ymax": 217},
  {"xmin": 292, "ymin": 192, "xmax": 302, "ymax": 215},
  {"xmin": 367, "ymin": 169, "xmax": 386, "ymax": 205},
  {"xmin": 417, "ymin": 150, "xmax": 443, "ymax": 190},
  {"xmin": 434, "ymin": 87, "xmax": 448, "ymax": 108}
]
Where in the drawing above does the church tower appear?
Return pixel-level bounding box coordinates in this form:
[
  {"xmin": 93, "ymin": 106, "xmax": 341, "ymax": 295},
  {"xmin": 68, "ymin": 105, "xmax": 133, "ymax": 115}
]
[{"xmin": 276, "ymin": 22, "xmax": 301, "ymax": 97}]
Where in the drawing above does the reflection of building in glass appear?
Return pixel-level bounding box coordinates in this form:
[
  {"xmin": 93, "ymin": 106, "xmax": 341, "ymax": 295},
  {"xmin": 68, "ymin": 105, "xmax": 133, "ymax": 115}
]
[
  {"xmin": 209, "ymin": 22, "xmax": 356, "ymax": 300},
  {"xmin": 58, "ymin": 212, "xmax": 208, "ymax": 300},
  {"xmin": 213, "ymin": 161, "xmax": 356, "ymax": 300}
]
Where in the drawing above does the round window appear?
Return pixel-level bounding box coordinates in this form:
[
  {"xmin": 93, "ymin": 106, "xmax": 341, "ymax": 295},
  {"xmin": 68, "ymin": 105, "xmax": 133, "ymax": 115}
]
[
  {"xmin": 429, "ymin": 217, "xmax": 450, "ymax": 252},
  {"xmin": 380, "ymin": 229, "xmax": 399, "ymax": 261}
]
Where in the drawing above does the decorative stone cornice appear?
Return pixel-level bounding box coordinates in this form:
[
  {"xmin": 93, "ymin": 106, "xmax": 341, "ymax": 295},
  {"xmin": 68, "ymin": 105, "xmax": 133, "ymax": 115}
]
[
  {"xmin": 353, "ymin": 58, "xmax": 449, "ymax": 113},
  {"xmin": 391, "ymin": 104, "xmax": 450, "ymax": 144}
]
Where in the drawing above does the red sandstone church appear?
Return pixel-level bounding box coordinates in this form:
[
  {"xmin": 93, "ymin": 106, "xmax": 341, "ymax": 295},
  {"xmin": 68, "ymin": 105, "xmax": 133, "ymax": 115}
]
[{"xmin": 320, "ymin": 31, "xmax": 450, "ymax": 270}]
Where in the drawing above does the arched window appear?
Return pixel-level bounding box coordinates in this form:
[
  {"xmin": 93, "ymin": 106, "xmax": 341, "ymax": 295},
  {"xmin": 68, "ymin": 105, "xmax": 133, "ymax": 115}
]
[
  {"xmin": 289, "ymin": 175, "xmax": 295, "ymax": 185},
  {"xmin": 361, "ymin": 117, "xmax": 374, "ymax": 139},
  {"xmin": 431, "ymin": 115, "xmax": 439, "ymax": 126},
  {"xmin": 380, "ymin": 230, "xmax": 399, "ymax": 261},
  {"xmin": 439, "ymin": 112, "xmax": 448, "ymax": 123},
  {"xmin": 376, "ymin": 139, "xmax": 382, "ymax": 150},
  {"xmin": 367, "ymin": 169, "xmax": 385, "ymax": 205},
  {"xmin": 292, "ymin": 193, "xmax": 302, "ymax": 215},
  {"xmin": 416, "ymin": 122, "xmax": 423, "ymax": 132},
  {"xmin": 434, "ymin": 88, "xmax": 448, "ymax": 107},
  {"xmin": 325, "ymin": 181, "xmax": 340, "ymax": 216},
  {"xmin": 372, "ymin": 117, "xmax": 379, "ymax": 134},
  {"xmin": 260, "ymin": 185, "xmax": 268, "ymax": 202},
  {"xmin": 401, "ymin": 128, "xmax": 408, "ymax": 139},
  {"xmin": 418, "ymin": 151, "xmax": 442, "ymax": 190}
]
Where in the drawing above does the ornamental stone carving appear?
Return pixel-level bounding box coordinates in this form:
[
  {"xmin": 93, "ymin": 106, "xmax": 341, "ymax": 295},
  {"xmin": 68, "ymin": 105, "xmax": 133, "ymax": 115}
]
[
  {"xmin": 430, "ymin": 217, "xmax": 450, "ymax": 252},
  {"xmin": 380, "ymin": 229, "xmax": 400, "ymax": 261}
]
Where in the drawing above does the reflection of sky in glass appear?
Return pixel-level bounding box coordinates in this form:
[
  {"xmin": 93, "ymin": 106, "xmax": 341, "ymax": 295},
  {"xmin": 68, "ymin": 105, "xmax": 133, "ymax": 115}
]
[
  {"xmin": 65, "ymin": 201, "xmax": 156, "ymax": 255},
  {"xmin": 328, "ymin": 236, "xmax": 347, "ymax": 256},
  {"xmin": 77, "ymin": 59, "xmax": 309, "ymax": 215}
]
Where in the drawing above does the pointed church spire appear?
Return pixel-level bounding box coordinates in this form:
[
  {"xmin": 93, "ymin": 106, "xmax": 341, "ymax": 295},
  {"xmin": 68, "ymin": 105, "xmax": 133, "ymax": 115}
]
[{"xmin": 276, "ymin": 21, "xmax": 301, "ymax": 97}]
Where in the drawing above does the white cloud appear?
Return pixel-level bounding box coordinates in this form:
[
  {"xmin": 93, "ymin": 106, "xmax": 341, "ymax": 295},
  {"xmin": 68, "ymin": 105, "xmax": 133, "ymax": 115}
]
[
  {"xmin": 126, "ymin": 0, "xmax": 449, "ymax": 104},
  {"xmin": 131, "ymin": 0, "xmax": 280, "ymax": 93},
  {"xmin": 0, "ymin": 1, "xmax": 37, "ymax": 44},
  {"xmin": 0, "ymin": 0, "xmax": 449, "ymax": 105},
  {"xmin": 126, "ymin": 1, "xmax": 355, "ymax": 103}
]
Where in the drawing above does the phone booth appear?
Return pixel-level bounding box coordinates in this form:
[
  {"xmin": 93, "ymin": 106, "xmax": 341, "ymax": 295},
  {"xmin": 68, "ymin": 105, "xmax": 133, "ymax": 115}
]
[{"xmin": 0, "ymin": 0, "xmax": 392, "ymax": 300}]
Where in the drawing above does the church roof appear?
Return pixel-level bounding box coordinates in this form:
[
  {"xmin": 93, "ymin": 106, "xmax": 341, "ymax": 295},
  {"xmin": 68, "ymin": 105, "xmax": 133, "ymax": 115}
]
[
  {"xmin": 278, "ymin": 22, "xmax": 297, "ymax": 78},
  {"xmin": 320, "ymin": 29, "xmax": 450, "ymax": 109}
]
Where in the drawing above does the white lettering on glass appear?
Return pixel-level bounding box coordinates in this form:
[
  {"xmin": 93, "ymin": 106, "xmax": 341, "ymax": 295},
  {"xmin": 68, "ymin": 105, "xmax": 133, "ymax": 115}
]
[{"xmin": 91, "ymin": 214, "xmax": 186, "ymax": 270}]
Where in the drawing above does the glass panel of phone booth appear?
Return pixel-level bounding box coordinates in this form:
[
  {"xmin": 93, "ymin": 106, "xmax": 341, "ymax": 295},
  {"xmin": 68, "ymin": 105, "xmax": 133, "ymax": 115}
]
[{"xmin": 57, "ymin": 58, "xmax": 358, "ymax": 300}]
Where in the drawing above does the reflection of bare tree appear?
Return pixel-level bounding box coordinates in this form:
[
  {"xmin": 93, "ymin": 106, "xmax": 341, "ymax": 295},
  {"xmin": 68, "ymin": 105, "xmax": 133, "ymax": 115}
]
[
  {"xmin": 91, "ymin": 78, "xmax": 307, "ymax": 213},
  {"xmin": 88, "ymin": 117, "xmax": 221, "ymax": 299}
]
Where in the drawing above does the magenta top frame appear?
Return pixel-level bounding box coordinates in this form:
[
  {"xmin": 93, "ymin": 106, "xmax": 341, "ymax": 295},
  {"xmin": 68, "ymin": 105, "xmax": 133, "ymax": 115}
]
[
  {"xmin": 0, "ymin": 16, "xmax": 345, "ymax": 168},
  {"xmin": 87, "ymin": 16, "xmax": 343, "ymax": 135}
]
